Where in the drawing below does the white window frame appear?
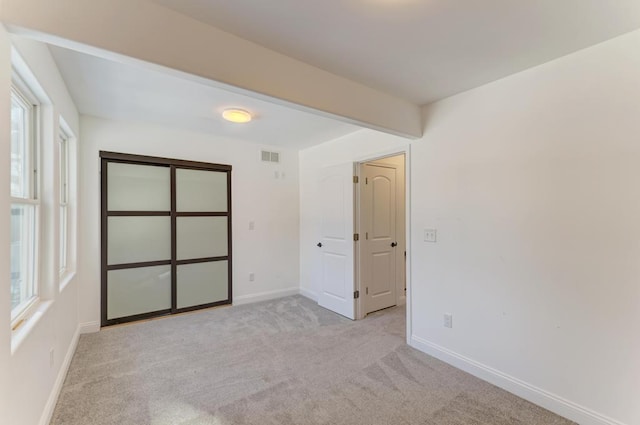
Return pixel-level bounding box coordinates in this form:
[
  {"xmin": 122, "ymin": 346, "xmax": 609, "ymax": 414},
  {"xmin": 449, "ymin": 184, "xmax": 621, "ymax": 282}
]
[
  {"xmin": 58, "ymin": 128, "xmax": 69, "ymax": 277},
  {"xmin": 10, "ymin": 74, "xmax": 41, "ymax": 326}
]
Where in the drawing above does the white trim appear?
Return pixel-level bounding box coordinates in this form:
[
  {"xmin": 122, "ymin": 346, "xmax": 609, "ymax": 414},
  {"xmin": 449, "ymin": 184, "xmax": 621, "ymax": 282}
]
[
  {"xmin": 11, "ymin": 45, "xmax": 51, "ymax": 105},
  {"xmin": 405, "ymin": 144, "xmax": 412, "ymax": 346},
  {"xmin": 409, "ymin": 335, "xmax": 628, "ymax": 425},
  {"xmin": 10, "ymin": 197, "xmax": 39, "ymax": 205},
  {"xmin": 58, "ymin": 270, "xmax": 75, "ymax": 293},
  {"xmin": 38, "ymin": 325, "xmax": 81, "ymax": 425},
  {"xmin": 11, "ymin": 299, "xmax": 51, "ymax": 354},
  {"xmin": 79, "ymin": 320, "xmax": 100, "ymax": 334},
  {"xmin": 352, "ymin": 145, "xmax": 410, "ymax": 163},
  {"xmin": 299, "ymin": 287, "xmax": 318, "ymax": 302},
  {"xmin": 233, "ymin": 287, "xmax": 300, "ymax": 306}
]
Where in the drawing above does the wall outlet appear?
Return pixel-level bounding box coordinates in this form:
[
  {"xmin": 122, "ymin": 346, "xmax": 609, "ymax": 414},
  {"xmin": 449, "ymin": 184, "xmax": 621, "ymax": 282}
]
[
  {"xmin": 444, "ymin": 313, "xmax": 453, "ymax": 328},
  {"xmin": 249, "ymin": 221, "xmax": 255, "ymax": 230},
  {"xmin": 424, "ymin": 228, "xmax": 437, "ymax": 242},
  {"xmin": 249, "ymin": 273, "xmax": 255, "ymax": 282}
]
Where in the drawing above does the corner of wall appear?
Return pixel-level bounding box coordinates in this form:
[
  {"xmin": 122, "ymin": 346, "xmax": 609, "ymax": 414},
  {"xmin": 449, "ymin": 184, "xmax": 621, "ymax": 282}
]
[
  {"xmin": 78, "ymin": 321, "xmax": 100, "ymax": 334},
  {"xmin": 298, "ymin": 287, "xmax": 318, "ymax": 302}
]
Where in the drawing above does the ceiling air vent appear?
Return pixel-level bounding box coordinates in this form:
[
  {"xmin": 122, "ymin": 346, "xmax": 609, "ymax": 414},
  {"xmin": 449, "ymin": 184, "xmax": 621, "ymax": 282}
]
[{"xmin": 261, "ymin": 150, "xmax": 280, "ymax": 163}]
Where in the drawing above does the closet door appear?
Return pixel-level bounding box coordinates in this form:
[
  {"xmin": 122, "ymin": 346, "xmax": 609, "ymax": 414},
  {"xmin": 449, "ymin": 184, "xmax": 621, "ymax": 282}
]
[
  {"xmin": 174, "ymin": 168, "xmax": 231, "ymax": 311},
  {"xmin": 102, "ymin": 161, "xmax": 172, "ymax": 323},
  {"xmin": 101, "ymin": 152, "xmax": 232, "ymax": 326}
]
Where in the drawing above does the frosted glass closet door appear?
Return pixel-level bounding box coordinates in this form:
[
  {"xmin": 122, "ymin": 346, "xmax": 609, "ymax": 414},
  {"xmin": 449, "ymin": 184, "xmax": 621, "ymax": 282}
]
[
  {"xmin": 176, "ymin": 169, "xmax": 227, "ymax": 212},
  {"xmin": 106, "ymin": 162, "xmax": 172, "ymax": 320},
  {"xmin": 176, "ymin": 217, "xmax": 228, "ymax": 260},
  {"xmin": 176, "ymin": 261, "xmax": 228, "ymax": 309},
  {"xmin": 175, "ymin": 168, "xmax": 229, "ymax": 309},
  {"xmin": 107, "ymin": 266, "xmax": 171, "ymax": 320},
  {"xmin": 108, "ymin": 162, "xmax": 171, "ymax": 211},
  {"xmin": 108, "ymin": 216, "xmax": 171, "ymax": 264}
]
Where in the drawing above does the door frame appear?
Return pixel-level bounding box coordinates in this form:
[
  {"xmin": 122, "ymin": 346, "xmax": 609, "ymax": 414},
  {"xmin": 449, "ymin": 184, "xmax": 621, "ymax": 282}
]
[{"xmin": 353, "ymin": 146, "xmax": 412, "ymax": 343}]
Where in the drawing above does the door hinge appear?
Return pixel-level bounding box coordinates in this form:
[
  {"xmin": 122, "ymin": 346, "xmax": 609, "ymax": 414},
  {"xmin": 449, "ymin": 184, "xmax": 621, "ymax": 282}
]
[
  {"xmin": 354, "ymin": 290, "xmax": 360, "ymax": 299},
  {"xmin": 354, "ymin": 233, "xmax": 359, "ymax": 241},
  {"xmin": 365, "ymin": 177, "xmax": 368, "ymax": 184},
  {"xmin": 353, "ymin": 175, "xmax": 359, "ymax": 184}
]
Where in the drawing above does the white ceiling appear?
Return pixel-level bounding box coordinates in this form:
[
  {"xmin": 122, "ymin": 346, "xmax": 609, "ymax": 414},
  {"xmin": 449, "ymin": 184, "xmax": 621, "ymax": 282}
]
[
  {"xmin": 49, "ymin": 45, "xmax": 359, "ymax": 149},
  {"xmin": 153, "ymin": 0, "xmax": 640, "ymax": 105}
]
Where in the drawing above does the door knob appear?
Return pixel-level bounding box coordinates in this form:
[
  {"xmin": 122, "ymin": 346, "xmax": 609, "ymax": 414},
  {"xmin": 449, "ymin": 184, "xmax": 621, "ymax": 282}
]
[
  {"xmin": 391, "ymin": 242, "xmax": 397, "ymax": 247},
  {"xmin": 317, "ymin": 242, "xmax": 323, "ymax": 247}
]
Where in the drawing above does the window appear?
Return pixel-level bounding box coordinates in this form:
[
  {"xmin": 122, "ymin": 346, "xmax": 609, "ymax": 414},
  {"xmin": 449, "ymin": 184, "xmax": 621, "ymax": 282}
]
[
  {"xmin": 59, "ymin": 129, "xmax": 69, "ymax": 275},
  {"xmin": 10, "ymin": 82, "xmax": 39, "ymax": 322}
]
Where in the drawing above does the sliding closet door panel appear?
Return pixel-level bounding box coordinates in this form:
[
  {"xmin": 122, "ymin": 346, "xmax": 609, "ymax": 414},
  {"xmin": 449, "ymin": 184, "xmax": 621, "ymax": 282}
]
[
  {"xmin": 176, "ymin": 217, "xmax": 228, "ymax": 260},
  {"xmin": 176, "ymin": 261, "xmax": 228, "ymax": 309},
  {"xmin": 107, "ymin": 266, "xmax": 171, "ymax": 319},
  {"xmin": 176, "ymin": 169, "xmax": 227, "ymax": 212},
  {"xmin": 108, "ymin": 216, "xmax": 171, "ymax": 265},
  {"xmin": 107, "ymin": 162, "xmax": 170, "ymax": 211}
]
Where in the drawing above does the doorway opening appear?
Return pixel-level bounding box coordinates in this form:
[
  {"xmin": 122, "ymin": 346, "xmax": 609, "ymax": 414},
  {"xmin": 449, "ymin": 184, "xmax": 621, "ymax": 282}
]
[
  {"xmin": 355, "ymin": 153, "xmax": 406, "ymax": 320},
  {"xmin": 315, "ymin": 148, "xmax": 410, "ymax": 333}
]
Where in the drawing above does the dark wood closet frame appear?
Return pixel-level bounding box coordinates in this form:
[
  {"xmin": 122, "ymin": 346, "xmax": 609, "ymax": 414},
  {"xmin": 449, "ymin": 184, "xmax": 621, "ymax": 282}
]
[{"xmin": 100, "ymin": 151, "xmax": 233, "ymax": 327}]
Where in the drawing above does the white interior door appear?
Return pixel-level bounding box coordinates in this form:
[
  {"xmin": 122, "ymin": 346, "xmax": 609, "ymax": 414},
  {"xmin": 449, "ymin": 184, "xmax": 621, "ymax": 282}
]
[
  {"xmin": 317, "ymin": 163, "xmax": 355, "ymax": 320},
  {"xmin": 362, "ymin": 163, "xmax": 397, "ymax": 314}
]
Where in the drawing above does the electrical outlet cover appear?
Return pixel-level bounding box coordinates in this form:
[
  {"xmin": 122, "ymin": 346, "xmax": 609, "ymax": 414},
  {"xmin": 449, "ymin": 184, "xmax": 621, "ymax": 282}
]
[{"xmin": 424, "ymin": 228, "xmax": 437, "ymax": 242}]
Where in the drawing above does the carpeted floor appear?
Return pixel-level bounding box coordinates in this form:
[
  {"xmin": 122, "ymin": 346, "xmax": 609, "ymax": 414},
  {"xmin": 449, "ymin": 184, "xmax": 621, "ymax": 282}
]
[{"xmin": 51, "ymin": 295, "xmax": 575, "ymax": 425}]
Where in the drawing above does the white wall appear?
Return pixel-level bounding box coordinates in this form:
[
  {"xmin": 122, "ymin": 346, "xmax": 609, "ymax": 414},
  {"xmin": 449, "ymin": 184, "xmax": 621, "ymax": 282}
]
[
  {"xmin": 411, "ymin": 29, "xmax": 640, "ymax": 425},
  {"xmin": 0, "ymin": 31, "xmax": 81, "ymax": 425},
  {"xmin": 77, "ymin": 116, "xmax": 300, "ymax": 329},
  {"xmin": 300, "ymin": 29, "xmax": 640, "ymax": 425}
]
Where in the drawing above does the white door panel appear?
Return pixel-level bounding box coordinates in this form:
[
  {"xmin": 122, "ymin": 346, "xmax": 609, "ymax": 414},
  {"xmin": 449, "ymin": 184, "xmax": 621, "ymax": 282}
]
[
  {"xmin": 317, "ymin": 163, "xmax": 355, "ymax": 320},
  {"xmin": 362, "ymin": 164, "xmax": 397, "ymax": 314},
  {"xmin": 323, "ymin": 253, "xmax": 347, "ymax": 298},
  {"xmin": 371, "ymin": 251, "xmax": 393, "ymax": 295}
]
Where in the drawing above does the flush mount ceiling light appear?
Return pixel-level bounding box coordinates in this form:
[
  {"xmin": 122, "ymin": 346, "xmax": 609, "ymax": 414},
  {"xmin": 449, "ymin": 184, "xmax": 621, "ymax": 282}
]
[{"xmin": 222, "ymin": 108, "xmax": 252, "ymax": 123}]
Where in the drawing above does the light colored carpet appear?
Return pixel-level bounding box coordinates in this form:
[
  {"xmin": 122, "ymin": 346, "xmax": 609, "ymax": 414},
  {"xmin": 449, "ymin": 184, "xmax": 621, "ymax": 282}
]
[{"xmin": 51, "ymin": 295, "xmax": 575, "ymax": 425}]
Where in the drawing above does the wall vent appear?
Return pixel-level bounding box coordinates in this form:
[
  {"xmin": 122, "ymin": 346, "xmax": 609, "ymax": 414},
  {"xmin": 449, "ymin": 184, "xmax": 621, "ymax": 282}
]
[{"xmin": 261, "ymin": 150, "xmax": 280, "ymax": 163}]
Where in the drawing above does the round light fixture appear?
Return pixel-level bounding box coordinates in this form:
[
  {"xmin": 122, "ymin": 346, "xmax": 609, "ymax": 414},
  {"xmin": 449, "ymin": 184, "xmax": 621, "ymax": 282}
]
[{"xmin": 222, "ymin": 108, "xmax": 252, "ymax": 123}]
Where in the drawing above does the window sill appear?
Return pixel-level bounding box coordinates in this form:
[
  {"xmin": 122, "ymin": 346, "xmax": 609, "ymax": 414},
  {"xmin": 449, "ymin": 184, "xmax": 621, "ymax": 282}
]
[
  {"xmin": 59, "ymin": 270, "xmax": 76, "ymax": 292},
  {"xmin": 11, "ymin": 300, "xmax": 53, "ymax": 355}
]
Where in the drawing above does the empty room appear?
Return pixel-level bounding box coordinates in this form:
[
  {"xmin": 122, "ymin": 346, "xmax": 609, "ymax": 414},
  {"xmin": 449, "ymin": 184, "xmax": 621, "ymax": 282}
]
[{"xmin": 0, "ymin": 1, "xmax": 638, "ymax": 425}]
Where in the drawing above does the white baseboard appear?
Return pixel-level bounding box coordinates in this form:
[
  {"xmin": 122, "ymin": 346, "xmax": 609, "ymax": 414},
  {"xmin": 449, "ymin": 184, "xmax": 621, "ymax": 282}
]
[
  {"xmin": 298, "ymin": 287, "xmax": 318, "ymax": 302},
  {"xmin": 38, "ymin": 325, "xmax": 81, "ymax": 425},
  {"xmin": 409, "ymin": 335, "xmax": 627, "ymax": 425},
  {"xmin": 233, "ymin": 287, "xmax": 299, "ymax": 306},
  {"xmin": 79, "ymin": 320, "xmax": 100, "ymax": 334}
]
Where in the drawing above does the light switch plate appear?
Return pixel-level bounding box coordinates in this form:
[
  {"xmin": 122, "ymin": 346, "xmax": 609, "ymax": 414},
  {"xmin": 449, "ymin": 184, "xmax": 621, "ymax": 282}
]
[{"xmin": 424, "ymin": 228, "xmax": 437, "ymax": 242}]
